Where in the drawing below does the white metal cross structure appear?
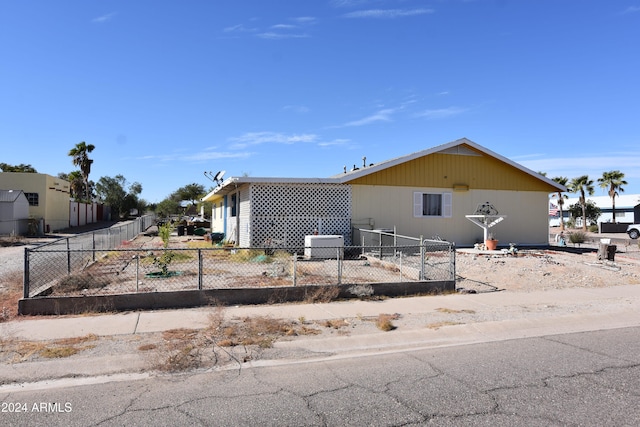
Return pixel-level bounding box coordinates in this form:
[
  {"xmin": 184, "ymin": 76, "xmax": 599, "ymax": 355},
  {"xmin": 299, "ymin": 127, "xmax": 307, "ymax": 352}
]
[{"xmin": 465, "ymin": 202, "xmax": 506, "ymax": 241}]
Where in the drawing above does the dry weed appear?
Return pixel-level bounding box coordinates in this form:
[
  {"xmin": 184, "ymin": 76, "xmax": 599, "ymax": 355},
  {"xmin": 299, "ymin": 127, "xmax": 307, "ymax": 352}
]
[
  {"xmin": 152, "ymin": 328, "xmax": 206, "ymax": 372},
  {"xmin": 435, "ymin": 308, "xmax": 476, "ymax": 314},
  {"xmin": 53, "ymin": 333, "xmax": 98, "ymax": 346},
  {"xmin": 138, "ymin": 343, "xmax": 157, "ymax": 351},
  {"xmin": 304, "ymin": 285, "xmax": 340, "ymax": 303},
  {"xmin": 1, "ymin": 334, "xmax": 99, "ymax": 363},
  {"xmin": 151, "ymin": 308, "xmax": 322, "ymax": 372},
  {"xmin": 0, "ymin": 235, "xmax": 24, "ymax": 247},
  {"xmin": 0, "ymin": 271, "xmax": 22, "ymax": 322},
  {"xmin": 55, "ymin": 272, "xmax": 107, "ymax": 293},
  {"xmin": 323, "ymin": 319, "xmax": 349, "ymax": 329},
  {"xmin": 426, "ymin": 321, "xmax": 463, "ymax": 330},
  {"xmin": 376, "ymin": 313, "xmax": 399, "ymax": 331}
]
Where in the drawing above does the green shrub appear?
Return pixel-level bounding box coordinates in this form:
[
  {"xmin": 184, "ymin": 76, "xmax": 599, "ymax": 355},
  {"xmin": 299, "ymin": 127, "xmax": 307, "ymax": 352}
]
[
  {"xmin": 158, "ymin": 222, "xmax": 174, "ymax": 248},
  {"xmin": 569, "ymin": 231, "xmax": 587, "ymax": 244}
]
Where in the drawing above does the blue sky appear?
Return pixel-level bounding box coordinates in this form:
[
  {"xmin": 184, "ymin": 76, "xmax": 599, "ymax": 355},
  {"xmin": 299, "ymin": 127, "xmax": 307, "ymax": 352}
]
[{"xmin": 2, "ymin": 1, "xmax": 640, "ymax": 203}]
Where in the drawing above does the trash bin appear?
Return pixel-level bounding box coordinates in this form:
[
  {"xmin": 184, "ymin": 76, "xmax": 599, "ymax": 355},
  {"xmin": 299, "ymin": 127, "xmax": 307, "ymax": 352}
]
[
  {"xmin": 177, "ymin": 225, "xmax": 185, "ymax": 236},
  {"xmin": 598, "ymin": 243, "xmax": 616, "ymax": 261},
  {"xmin": 186, "ymin": 225, "xmax": 195, "ymax": 235},
  {"xmin": 210, "ymin": 232, "xmax": 224, "ymax": 244}
]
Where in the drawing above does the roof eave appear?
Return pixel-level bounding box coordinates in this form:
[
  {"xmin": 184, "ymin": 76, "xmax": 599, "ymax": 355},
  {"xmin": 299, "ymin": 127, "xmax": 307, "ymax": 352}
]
[{"xmin": 201, "ymin": 176, "xmax": 342, "ymax": 201}]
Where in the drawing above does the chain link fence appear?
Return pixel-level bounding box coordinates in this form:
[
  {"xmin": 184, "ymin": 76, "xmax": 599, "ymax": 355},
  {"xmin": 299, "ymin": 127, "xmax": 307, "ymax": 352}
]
[
  {"xmin": 24, "ymin": 239, "xmax": 455, "ymax": 298},
  {"xmin": 24, "ymin": 216, "xmax": 155, "ymax": 297}
]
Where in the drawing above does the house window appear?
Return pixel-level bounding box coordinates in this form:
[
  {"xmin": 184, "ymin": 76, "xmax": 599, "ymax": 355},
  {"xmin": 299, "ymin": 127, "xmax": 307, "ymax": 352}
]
[
  {"xmin": 25, "ymin": 192, "xmax": 39, "ymax": 206},
  {"xmin": 413, "ymin": 192, "xmax": 452, "ymax": 218},
  {"xmin": 230, "ymin": 194, "xmax": 237, "ymax": 217}
]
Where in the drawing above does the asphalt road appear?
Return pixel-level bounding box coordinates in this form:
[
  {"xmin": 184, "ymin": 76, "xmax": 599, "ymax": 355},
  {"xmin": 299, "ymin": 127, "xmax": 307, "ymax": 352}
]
[{"xmin": 1, "ymin": 326, "xmax": 639, "ymax": 426}]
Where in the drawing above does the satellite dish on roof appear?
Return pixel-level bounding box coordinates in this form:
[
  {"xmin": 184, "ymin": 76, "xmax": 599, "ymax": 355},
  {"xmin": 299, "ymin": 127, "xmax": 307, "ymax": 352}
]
[
  {"xmin": 217, "ymin": 170, "xmax": 226, "ymax": 182},
  {"xmin": 212, "ymin": 170, "xmax": 221, "ymax": 181}
]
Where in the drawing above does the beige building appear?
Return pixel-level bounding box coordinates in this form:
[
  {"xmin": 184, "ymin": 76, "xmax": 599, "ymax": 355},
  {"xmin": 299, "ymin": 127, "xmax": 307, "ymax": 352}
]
[
  {"xmin": 0, "ymin": 172, "xmax": 71, "ymax": 232},
  {"xmin": 202, "ymin": 138, "xmax": 565, "ymax": 247}
]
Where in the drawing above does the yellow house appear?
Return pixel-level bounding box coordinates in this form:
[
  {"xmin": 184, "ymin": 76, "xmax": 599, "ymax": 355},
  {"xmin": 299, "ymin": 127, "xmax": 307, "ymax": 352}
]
[
  {"xmin": 0, "ymin": 172, "xmax": 71, "ymax": 232},
  {"xmin": 201, "ymin": 138, "xmax": 565, "ymax": 247}
]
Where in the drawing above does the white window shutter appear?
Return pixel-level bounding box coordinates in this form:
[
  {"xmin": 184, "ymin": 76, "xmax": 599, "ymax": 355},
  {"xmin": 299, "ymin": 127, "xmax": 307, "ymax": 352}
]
[
  {"xmin": 442, "ymin": 192, "xmax": 452, "ymax": 218},
  {"xmin": 413, "ymin": 192, "xmax": 423, "ymax": 217}
]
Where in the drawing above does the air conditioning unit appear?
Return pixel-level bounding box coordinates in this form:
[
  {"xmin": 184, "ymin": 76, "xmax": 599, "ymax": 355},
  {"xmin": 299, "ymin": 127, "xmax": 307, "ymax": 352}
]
[{"xmin": 304, "ymin": 235, "xmax": 344, "ymax": 259}]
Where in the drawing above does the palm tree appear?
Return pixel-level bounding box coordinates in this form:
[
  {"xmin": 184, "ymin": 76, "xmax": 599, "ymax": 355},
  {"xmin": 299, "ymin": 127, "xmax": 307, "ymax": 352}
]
[
  {"xmin": 568, "ymin": 175, "xmax": 594, "ymax": 231},
  {"xmin": 68, "ymin": 171, "xmax": 85, "ymax": 201},
  {"xmin": 597, "ymin": 170, "xmax": 627, "ymax": 224},
  {"xmin": 68, "ymin": 142, "xmax": 95, "ymax": 202},
  {"xmin": 551, "ymin": 176, "xmax": 569, "ymax": 230}
]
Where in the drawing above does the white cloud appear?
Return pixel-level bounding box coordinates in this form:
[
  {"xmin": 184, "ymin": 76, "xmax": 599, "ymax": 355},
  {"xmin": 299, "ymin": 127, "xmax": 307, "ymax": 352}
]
[
  {"xmin": 292, "ymin": 16, "xmax": 316, "ymax": 24},
  {"xmin": 228, "ymin": 132, "xmax": 318, "ymax": 149},
  {"xmin": 342, "ymin": 108, "xmax": 395, "ymax": 127},
  {"xmin": 136, "ymin": 151, "xmax": 252, "ymax": 163},
  {"xmin": 318, "ymin": 138, "xmax": 351, "ymax": 147},
  {"xmin": 181, "ymin": 151, "xmax": 252, "ymax": 162},
  {"xmin": 92, "ymin": 12, "xmax": 116, "ymax": 23},
  {"xmin": 223, "ymin": 24, "xmax": 257, "ymax": 33},
  {"xmin": 622, "ymin": 6, "xmax": 640, "ymax": 14},
  {"xmin": 342, "ymin": 9, "xmax": 434, "ymax": 19},
  {"xmin": 331, "ymin": 0, "xmax": 371, "ymax": 8},
  {"xmin": 257, "ymin": 32, "xmax": 309, "ymax": 40},
  {"xmin": 518, "ymin": 154, "xmax": 640, "ymax": 182},
  {"xmin": 415, "ymin": 107, "xmax": 467, "ymax": 119},
  {"xmin": 271, "ymin": 24, "xmax": 297, "ymax": 30}
]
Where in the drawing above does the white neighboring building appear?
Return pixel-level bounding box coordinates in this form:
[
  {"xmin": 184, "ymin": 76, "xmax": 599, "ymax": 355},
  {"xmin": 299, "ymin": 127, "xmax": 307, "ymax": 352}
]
[
  {"xmin": 0, "ymin": 189, "xmax": 30, "ymax": 235},
  {"xmin": 561, "ymin": 194, "xmax": 640, "ymax": 224}
]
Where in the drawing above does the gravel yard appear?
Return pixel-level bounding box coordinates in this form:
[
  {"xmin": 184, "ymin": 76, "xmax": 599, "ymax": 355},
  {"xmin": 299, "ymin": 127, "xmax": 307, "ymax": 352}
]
[
  {"xmin": 2, "ymin": 231, "xmax": 640, "ymax": 374},
  {"xmin": 3, "ymin": 231, "xmax": 640, "ymax": 302}
]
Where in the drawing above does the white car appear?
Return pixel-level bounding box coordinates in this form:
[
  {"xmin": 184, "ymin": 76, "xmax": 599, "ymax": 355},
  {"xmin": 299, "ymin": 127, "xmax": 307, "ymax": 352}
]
[{"xmin": 628, "ymin": 224, "xmax": 640, "ymax": 240}]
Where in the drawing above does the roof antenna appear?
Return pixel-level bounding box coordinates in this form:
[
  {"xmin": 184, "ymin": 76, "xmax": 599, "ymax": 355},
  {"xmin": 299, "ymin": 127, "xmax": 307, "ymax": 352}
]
[{"xmin": 362, "ymin": 156, "xmax": 366, "ymax": 168}]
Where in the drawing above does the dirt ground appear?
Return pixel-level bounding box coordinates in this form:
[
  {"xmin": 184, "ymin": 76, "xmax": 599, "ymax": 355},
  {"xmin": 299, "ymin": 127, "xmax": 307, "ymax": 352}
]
[
  {"xmin": 455, "ymin": 246, "xmax": 640, "ymax": 293},
  {"xmin": 2, "ymin": 230, "xmax": 640, "ymax": 375}
]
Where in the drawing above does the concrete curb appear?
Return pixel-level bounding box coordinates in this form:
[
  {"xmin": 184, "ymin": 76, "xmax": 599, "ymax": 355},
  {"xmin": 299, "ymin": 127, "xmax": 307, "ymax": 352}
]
[{"xmin": 2, "ymin": 284, "xmax": 640, "ymax": 388}]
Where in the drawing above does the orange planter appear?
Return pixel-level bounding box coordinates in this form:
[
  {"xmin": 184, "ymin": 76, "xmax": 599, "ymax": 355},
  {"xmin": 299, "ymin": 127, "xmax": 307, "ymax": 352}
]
[{"xmin": 485, "ymin": 239, "xmax": 498, "ymax": 251}]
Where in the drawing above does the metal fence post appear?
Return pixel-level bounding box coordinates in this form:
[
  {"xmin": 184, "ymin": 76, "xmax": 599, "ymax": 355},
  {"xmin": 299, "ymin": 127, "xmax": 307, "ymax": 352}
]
[
  {"xmin": 66, "ymin": 237, "xmax": 71, "ymax": 275},
  {"xmin": 420, "ymin": 239, "xmax": 425, "ymax": 281},
  {"xmin": 23, "ymin": 248, "xmax": 30, "ymax": 299},
  {"xmin": 92, "ymin": 232, "xmax": 96, "ymax": 262},
  {"xmin": 293, "ymin": 253, "xmax": 297, "ymax": 286},
  {"xmin": 135, "ymin": 253, "xmax": 140, "ymax": 292},
  {"xmin": 337, "ymin": 247, "xmax": 342, "ymax": 285},
  {"xmin": 393, "ymin": 225, "xmax": 397, "ymax": 248},
  {"xmin": 198, "ymin": 249, "xmax": 203, "ymax": 290},
  {"xmin": 451, "ymin": 244, "xmax": 456, "ymax": 281}
]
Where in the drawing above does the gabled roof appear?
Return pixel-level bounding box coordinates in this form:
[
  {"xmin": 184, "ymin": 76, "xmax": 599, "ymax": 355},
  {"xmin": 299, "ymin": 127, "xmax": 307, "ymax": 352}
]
[
  {"xmin": 202, "ymin": 138, "xmax": 566, "ymax": 201},
  {"xmin": 0, "ymin": 189, "xmax": 27, "ymax": 203},
  {"xmin": 333, "ymin": 138, "xmax": 566, "ymax": 191}
]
